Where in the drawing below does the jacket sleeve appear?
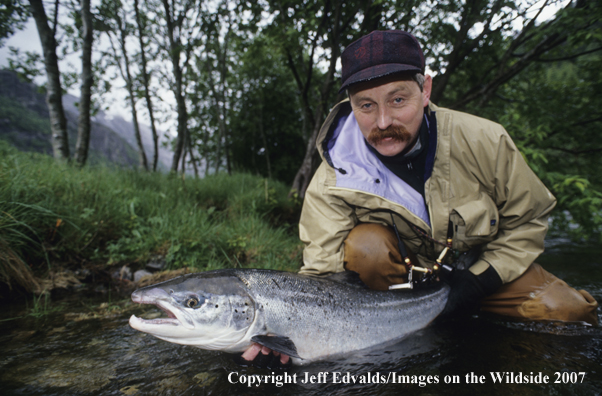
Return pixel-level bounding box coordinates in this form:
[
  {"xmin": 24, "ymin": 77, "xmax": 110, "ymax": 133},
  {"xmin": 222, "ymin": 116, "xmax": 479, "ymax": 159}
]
[
  {"xmin": 471, "ymin": 130, "xmax": 556, "ymax": 283},
  {"xmin": 298, "ymin": 163, "xmax": 358, "ymax": 275}
]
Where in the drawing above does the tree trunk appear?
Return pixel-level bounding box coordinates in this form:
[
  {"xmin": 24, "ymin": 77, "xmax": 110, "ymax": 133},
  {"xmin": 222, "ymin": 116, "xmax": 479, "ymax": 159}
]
[
  {"xmin": 161, "ymin": 0, "xmax": 187, "ymax": 173},
  {"xmin": 289, "ymin": 1, "xmax": 344, "ymax": 198},
  {"xmin": 207, "ymin": 24, "xmax": 232, "ymax": 175},
  {"xmin": 28, "ymin": 0, "xmax": 69, "ymax": 161},
  {"xmin": 74, "ymin": 0, "xmax": 93, "ymax": 166},
  {"xmin": 134, "ymin": 0, "xmax": 159, "ymax": 171},
  {"xmin": 180, "ymin": 136, "xmax": 187, "ymax": 175},
  {"xmin": 188, "ymin": 144, "xmax": 199, "ymax": 178},
  {"xmin": 116, "ymin": 10, "xmax": 148, "ymax": 171},
  {"xmin": 289, "ymin": 104, "xmax": 325, "ymax": 198},
  {"xmin": 258, "ymin": 97, "xmax": 271, "ymax": 179}
]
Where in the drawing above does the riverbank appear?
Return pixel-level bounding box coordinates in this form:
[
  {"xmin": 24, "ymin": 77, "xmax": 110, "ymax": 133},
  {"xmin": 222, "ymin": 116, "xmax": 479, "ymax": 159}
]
[{"xmin": 0, "ymin": 141, "xmax": 303, "ymax": 302}]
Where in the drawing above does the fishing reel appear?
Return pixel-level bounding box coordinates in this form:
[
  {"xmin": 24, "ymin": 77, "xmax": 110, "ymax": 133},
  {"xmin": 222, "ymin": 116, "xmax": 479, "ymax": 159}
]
[{"xmin": 389, "ymin": 245, "xmax": 452, "ymax": 290}]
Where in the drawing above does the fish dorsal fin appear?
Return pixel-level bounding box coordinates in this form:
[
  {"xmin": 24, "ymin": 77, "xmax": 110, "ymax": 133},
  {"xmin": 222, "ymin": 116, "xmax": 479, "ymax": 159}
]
[
  {"xmin": 251, "ymin": 335, "xmax": 300, "ymax": 359},
  {"xmin": 324, "ymin": 270, "xmax": 369, "ymax": 289}
]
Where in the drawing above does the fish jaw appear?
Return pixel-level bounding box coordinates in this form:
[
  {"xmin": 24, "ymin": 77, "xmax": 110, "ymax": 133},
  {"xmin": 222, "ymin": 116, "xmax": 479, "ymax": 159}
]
[
  {"xmin": 128, "ymin": 283, "xmax": 257, "ymax": 351},
  {"xmin": 129, "ymin": 287, "xmax": 196, "ymax": 337}
]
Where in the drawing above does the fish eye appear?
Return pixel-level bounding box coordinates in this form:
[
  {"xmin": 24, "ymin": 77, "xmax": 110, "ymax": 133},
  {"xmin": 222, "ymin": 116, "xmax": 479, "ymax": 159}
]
[{"xmin": 186, "ymin": 297, "xmax": 200, "ymax": 309}]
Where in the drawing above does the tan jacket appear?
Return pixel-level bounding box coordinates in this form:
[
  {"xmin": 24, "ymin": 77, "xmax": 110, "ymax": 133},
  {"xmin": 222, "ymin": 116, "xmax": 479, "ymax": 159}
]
[{"xmin": 298, "ymin": 101, "xmax": 556, "ymax": 284}]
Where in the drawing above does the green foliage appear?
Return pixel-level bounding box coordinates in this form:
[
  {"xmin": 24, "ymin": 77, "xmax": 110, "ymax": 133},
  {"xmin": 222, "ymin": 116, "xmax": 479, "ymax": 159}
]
[
  {"xmin": 227, "ymin": 34, "xmax": 307, "ymax": 182},
  {"xmin": 6, "ymin": 48, "xmax": 44, "ymax": 83},
  {"xmin": 27, "ymin": 292, "xmax": 63, "ymax": 318},
  {"xmin": 0, "ymin": 0, "xmax": 29, "ymax": 46},
  {"xmin": 0, "ymin": 143, "xmax": 303, "ymax": 277},
  {"xmin": 476, "ymin": 3, "xmax": 602, "ymax": 241},
  {"xmin": 1, "ymin": 0, "xmax": 601, "ymax": 244}
]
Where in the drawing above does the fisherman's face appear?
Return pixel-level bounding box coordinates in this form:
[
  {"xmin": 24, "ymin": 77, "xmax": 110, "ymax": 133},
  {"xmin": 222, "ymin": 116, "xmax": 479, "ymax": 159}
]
[{"xmin": 349, "ymin": 74, "xmax": 432, "ymax": 157}]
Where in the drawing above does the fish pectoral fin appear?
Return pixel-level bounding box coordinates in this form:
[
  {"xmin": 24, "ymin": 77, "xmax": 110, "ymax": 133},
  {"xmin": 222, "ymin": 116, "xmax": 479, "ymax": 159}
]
[{"xmin": 251, "ymin": 335, "xmax": 300, "ymax": 359}]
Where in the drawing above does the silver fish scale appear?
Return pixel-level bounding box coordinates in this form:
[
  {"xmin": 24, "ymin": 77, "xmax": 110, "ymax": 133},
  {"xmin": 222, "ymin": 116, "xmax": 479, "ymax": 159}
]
[{"xmin": 234, "ymin": 269, "xmax": 449, "ymax": 362}]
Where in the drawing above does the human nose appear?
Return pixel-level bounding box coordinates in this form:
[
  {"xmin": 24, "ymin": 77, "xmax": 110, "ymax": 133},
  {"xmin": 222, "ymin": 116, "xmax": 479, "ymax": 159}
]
[{"xmin": 376, "ymin": 107, "xmax": 393, "ymax": 130}]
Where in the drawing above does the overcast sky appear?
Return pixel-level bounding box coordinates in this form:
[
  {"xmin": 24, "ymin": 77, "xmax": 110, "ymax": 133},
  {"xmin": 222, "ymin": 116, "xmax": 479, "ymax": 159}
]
[
  {"xmin": 0, "ymin": 19, "xmax": 43, "ymax": 78},
  {"xmin": 0, "ymin": 0, "xmax": 567, "ymax": 122},
  {"xmin": 0, "ymin": 18, "xmax": 133, "ymax": 122}
]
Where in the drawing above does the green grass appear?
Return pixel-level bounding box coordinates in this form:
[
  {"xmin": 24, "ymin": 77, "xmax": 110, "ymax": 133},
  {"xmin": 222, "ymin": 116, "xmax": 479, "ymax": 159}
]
[{"xmin": 0, "ymin": 141, "xmax": 303, "ymax": 288}]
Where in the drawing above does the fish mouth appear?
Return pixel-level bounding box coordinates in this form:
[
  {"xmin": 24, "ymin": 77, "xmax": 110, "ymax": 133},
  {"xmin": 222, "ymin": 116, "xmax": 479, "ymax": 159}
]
[
  {"xmin": 129, "ymin": 288, "xmax": 194, "ymax": 330},
  {"xmin": 131, "ymin": 303, "xmax": 180, "ymax": 326}
]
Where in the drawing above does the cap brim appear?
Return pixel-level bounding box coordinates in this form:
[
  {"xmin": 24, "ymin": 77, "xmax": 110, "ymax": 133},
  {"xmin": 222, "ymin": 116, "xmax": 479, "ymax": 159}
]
[{"xmin": 339, "ymin": 64, "xmax": 422, "ymax": 93}]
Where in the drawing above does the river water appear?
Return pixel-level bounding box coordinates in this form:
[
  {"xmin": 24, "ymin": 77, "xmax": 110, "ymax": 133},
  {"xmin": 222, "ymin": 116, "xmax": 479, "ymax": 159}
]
[{"xmin": 1, "ymin": 242, "xmax": 601, "ymax": 396}]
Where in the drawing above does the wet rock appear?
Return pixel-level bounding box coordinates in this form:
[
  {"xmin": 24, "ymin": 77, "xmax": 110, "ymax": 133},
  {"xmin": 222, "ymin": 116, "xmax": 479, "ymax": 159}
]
[
  {"xmin": 146, "ymin": 255, "xmax": 166, "ymax": 272},
  {"xmin": 156, "ymin": 376, "xmax": 195, "ymax": 393},
  {"xmin": 34, "ymin": 270, "xmax": 81, "ymax": 294},
  {"xmin": 112, "ymin": 265, "xmax": 132, "ymax": 281},
  {"xmin": 12, "ymin": 330, "xmax": 37, "ymax": 341},
  {"xmin": 194, "ymin": 372, "xmax": 216, "ymax": 387},
  {"xmin": 74, "ymin": 268, "xmax": 93, "ymax": 282},
  {"xmin": 47, "ymin": 327, "xmax": 66, "ymax": 336},
  {"xmin": 136, "ymin": 268, "xmax": 192, "ymax": 288},
  {"xmin": 94, "ymin": 284, "xmax": 107, "ymax": 293},
  {"xmin": 120, "ymin": 385, "xmax": 139, "ymax": 395},
  {"xmin": 64, "ymin": 312, "xmax": 96, "ymax": 322},
  {"xmin": 133, "ymin": 270, "xmax": 152, "ymax": 283},
  {"xmin": 1, "ymin": 355, "xmax": 116, "ymax": 392}
]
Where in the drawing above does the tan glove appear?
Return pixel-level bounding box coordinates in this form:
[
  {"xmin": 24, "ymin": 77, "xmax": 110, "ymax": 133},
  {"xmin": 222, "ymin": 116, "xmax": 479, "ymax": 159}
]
[{"xmin": 344, "ymin": 223, "xmax": 414, "ymax": 290}]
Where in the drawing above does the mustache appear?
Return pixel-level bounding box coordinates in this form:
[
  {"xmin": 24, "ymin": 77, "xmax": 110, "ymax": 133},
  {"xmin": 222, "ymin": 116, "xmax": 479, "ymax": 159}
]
[{"xmin": 366, "ymin": 125, "xmax": 412, "ymax": 146}]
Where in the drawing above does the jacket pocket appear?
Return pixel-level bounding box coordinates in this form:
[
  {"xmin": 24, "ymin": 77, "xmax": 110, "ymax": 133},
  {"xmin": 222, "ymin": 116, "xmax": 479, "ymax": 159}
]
[{"xmin": 450, "ymin": 194, "xmax": 499, "ymax": 250}]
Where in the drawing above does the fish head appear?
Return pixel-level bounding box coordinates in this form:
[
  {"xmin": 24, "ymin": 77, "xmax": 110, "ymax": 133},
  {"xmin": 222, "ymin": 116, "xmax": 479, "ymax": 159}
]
[{"xmin": 129, "ymin": 272, "xmax": 256, "ymax": 351}]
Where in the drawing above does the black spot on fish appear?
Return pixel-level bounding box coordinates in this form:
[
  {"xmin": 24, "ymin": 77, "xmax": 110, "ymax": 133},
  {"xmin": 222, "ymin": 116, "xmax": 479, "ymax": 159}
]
[{"xmin": 215, "ymin": 304, "xmax": 219, "ymax": 308}]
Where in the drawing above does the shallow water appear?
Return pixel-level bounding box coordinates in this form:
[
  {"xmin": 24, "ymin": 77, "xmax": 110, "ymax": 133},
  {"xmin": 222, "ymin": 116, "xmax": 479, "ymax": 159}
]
[{"xmin": 1, "ymin": 243, "xmax": 601, "ymax": 396}]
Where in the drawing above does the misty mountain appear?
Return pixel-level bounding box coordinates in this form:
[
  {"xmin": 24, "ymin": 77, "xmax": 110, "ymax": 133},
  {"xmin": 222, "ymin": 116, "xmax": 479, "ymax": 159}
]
[
  {"xmin": 0, "ymin": 69, "xmax": 172, "ymax": 169},
  {"xmin": 62, "ymin": 95, "xmax": 172, "ymax": 170}
]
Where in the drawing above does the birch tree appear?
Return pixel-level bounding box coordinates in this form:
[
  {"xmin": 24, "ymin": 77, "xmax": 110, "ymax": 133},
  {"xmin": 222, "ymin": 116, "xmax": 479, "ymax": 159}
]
[
  {"xmin": 74, "ymin": 0, "xmax": 94, "ymax": 166},
  {"xmin": 133, "ymin": 0, "xmax": 159, "ymax": 171},
  {"xmin": 100, "ymin": 0, "xmax": 149, "ymax": 170},
  {"xmin": 28, "ymin": 0, "xmax": 70, "ymax": 161}
]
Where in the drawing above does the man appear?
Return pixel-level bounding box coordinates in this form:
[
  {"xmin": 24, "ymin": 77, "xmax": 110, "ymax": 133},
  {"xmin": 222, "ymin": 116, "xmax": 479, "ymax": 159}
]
[{"xmin": 242, "ymin": 30, "xmax": 598, "ymax": 367}]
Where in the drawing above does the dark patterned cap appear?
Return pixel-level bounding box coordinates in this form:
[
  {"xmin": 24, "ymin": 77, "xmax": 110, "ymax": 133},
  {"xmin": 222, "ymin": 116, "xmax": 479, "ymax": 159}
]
[{"xmin": 340, "ymin": 30, "xmax": 425, "ymax": 93}]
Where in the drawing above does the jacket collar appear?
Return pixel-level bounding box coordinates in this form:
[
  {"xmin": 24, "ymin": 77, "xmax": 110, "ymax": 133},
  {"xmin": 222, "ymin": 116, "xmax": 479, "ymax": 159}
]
[{"xmin": 317, "ymin": 100, "xmax": 433, "ymax": 226}]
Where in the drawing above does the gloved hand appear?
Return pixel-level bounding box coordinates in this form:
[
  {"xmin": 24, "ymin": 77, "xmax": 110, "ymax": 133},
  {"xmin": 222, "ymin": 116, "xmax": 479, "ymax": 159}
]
[
  {"xmin": 344, "ymin": 223, "xmax": 412, "ymax": 290},
  {"xmin": 234, "ymin": 343, "xmax": 291, "ymax": 370},
  {"xmin": 439, "ymin": 264, "xmax": 502, "ymax": 318}
]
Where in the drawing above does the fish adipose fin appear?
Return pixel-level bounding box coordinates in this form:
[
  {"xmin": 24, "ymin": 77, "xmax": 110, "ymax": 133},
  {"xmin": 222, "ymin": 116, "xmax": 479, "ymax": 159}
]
[{"xmin": 251, "ymin": 335, "xmax": 301, "ymax": 359}]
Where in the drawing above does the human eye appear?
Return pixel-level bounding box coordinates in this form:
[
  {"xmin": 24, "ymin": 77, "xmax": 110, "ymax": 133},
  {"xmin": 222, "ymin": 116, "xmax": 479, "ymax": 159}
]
[{"xmin": 392, "ymin": 97, "xmax": 404, "ymax": 105}]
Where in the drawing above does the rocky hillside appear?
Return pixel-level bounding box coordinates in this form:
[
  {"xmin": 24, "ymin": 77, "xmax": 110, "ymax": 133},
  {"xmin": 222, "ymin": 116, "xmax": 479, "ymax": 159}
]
[{"xmin": 0, "ymin": 70, "xmax": 171, "ymax": 168}]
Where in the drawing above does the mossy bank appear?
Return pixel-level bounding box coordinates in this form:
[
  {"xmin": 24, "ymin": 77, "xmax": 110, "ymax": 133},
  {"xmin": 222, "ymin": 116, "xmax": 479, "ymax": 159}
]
[{"xmin": 0, "ymin": 141, "xmax": 303, "ymax": 298}]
